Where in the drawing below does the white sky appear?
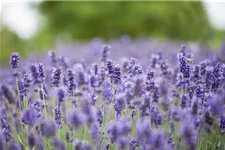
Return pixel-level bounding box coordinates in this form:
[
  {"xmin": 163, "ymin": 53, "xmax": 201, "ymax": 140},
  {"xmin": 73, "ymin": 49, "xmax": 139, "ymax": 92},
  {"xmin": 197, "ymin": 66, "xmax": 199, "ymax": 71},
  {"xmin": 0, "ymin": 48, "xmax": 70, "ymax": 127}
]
[{"xmin": 0, "ymin": 1, "xmax": 225, "ymax": 39}]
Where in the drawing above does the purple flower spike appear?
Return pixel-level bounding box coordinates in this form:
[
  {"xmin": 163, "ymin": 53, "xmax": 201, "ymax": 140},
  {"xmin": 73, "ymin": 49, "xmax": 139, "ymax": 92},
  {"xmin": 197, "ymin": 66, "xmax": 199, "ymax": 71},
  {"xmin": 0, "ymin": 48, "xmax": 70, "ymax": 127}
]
[
  {"xmin": 23, "ymin": 73, "xmax": 32, "ymax": 93},
  {"xmin": 92, "ymin": 63, "xmax": 99, "ymax": 75},
  {"xmin": 178, "ymin": 47, "xmax": 191, "ymax": 78},
  {"xmin": 48, "ymin": 51, "xmax": 57, "ymax": 66},
  {"xmin": 97, "ymin": 107, "xmax": 103, "ymax": 126},
  {"xmin": 219, "ymin": 115, "xmax": 225, "ymax": 133},
  {"xmin": 35, "ymin": 137, "xmax": 44, "ymax": 150},
  {"xmin": 54, "ymin": 137, "xmax": 66, "ymax": 150},
  {"xmin": 8, "ymin": 140, "xmax": 21, "ymax": 150},
  {"xmin": 200, "ymin": 60, "xmax": 208, "ymax": 76},
  {"xmin": 67, "ymin": 110, "xmax": 85, "ymax": 130},
  {"xmin": 147, "ymin": 69, "xmax": 154, "ymax": 81},
  {"xmin": 89, "ymin": 123, "xmax": 100, "ymax": 142},
  {"xmin": 59, "ymin": 55, "xmax": 68, "ymax": 69},
  {"xmin": 106, "ymin": 59, "xmax": 114, "ymax": 75},
  {"xmin": 66, "ymin": 69, "xmax": 76, "ymax": 95},
  {"xmin": 56, "ymin": 87, "xmax": 66, "ymax": 103},
  {"xmin": 192, "ymin": 65, "xmax": 200, "ymax": 83},
  {"xmin": 114, "ymin": 93, "xmax": 126, "ymax": 119},
  {"xmin": 0, "ymin": 133, "xmax": 3, "ymax": 150},
  {"xmin": 55, "ymin": 106, "xmax": 63, "ymax": 129},
  {"xmin": 113, "ymin": 65, "xmax": 121, "ymax": 85},
  {"xmin": 1, "ymin": 119, "xmax": 11, "ymax": 142},
  {"xmin": 132, "ymin": 65, "xmax": 143, "ymax": 76},
  {"xmin": 38, "ymin": 63, "xmax": 45, "ymax": 83},
  {"xmin": 136, "ymin": 118, "xmax": 151, "ymax": 141},
  {"xmin": 180, "ymin": 95, "xmax": 188, "ymax": 109},
  {"xmin": 18, "ymin": 80, "xmax": 26, "ymax": 96},
  {"xmin": 40, "ymin": 119, "xmax": 57, "ymax": 138},
  {"xmin": 101, "ymin": 45, "xmax": 111, "ymax": 63},
  {"xmin": 30, "ymin": 63, "xmax": 39, "ymax": 84},
  {"xmin": 51, "ymin": 67, "xmax": 61, "ymax": 87},
  {"xmin": 22, "ymin": 107, "xmax": 37, "ymax": 126},
  {"xmin": 1, "ymin": 85, "xmax": 15, "ymax": 104},
  {"xmin": 179, "ymin": 117, "xmax": 197, "ymax": 150},
  {"xmin": 65, "ymin": 132, "xmax": 72, "ymax": 143},
  {"xmin": 28, "ymin": 132, "xmax": 35, "ymax": 148},
  {"xmin": 73, "ymin": 139, "xmax": 92, "ymax": 150},
  {"xmin": 102, "ymin": 81, "xmax": 113, "ymax": 104},
  {"xmin": 10, "ymin": 52, "xmax": 20, "ymax": 69}
]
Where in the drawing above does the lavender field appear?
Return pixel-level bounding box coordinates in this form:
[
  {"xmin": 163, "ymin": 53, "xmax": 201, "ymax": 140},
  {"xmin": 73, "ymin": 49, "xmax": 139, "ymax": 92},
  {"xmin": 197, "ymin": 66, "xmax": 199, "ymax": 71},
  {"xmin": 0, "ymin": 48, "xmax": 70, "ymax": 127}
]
[{"xmin": 0, "ymin": 39, "xmax": 225, "ymax": 150}]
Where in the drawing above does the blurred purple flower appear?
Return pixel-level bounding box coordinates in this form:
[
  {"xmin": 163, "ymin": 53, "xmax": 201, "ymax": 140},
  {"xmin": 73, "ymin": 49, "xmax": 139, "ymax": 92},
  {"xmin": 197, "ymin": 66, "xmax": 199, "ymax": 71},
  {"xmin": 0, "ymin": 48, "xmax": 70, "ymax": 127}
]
[
  {"xmin": 66, "ymin": 69, "xmax": 76, "ymax": 95},
  {"xmin": 48, "ymin": 51, "xmax": 57, "ymax": 67},
  {"xmin": 113, "ymin": 65, "xmax": 121, "ymax": 85},
  {"xmin": 219, "ymin": 115, "xmax": 225, "ymax": 133},
  {"xmin": 152, "ymin": 86, "xmax": 159, "ymax": 103},
  {"xmin": 58, "ymin": 55, "xmax": 68, "ymax": 69},
  {"xmin": 56, "ymin": 87, "xmax": 66, "ymax": 103},
  {"xmin": 28, "ymin": 132, "xmax": 35, "ymax": 148},
  {"xmin": 40, "ymin": 119, "xmax": 57, "ymax": 138},
  {"xmin": 97, "ymin": 107, "xmax": 103, "ymax": 126},
  {"xmin": 30, "ymin": 63, "xmax": 39, "ymax": 84},
  {"xmin": 180, "ymin": 95, "xmax": 188, "ymax": 109},
  {"xmin": 101, "ymin": 45, "xmax": 111, "ymax": 63},
  {"xmin": 102, "ymin": 81, "xmax": 113, "ymax": 104},
  {"xmin": 179, "ymin": 117, "xmax": 197, "ymax": 150},
  {"xmin": 10, "ymin": 52, "xmax": 19, "ymax": 69},
  {"xmin": 200, "ymin": 60, "xmax": 208, "ymax": 76},
  {"xmin": 106, "ymin": 59, "xmax": 114, "ymax": 75},
  {"xmin": 0, "ymin": 133, "xmax": 3, "ymax": 150},
  {"xmin": 136, "ymin": 118, "xmax": 151, "ymax": 141},
  {"xmin": 55, "ymin": 106, "xmax": 63, "ymax": 128},
  {"xmin": 22, "ymin": 107, "xmax": 37, "ymax": 126},
  {"xmin": 54, "ymin": 137, "xmax": 66, "ymax": 150},
  {"xmin": 38, "ymin": 63, "xmax": 45, "ymax": 83},
  {"xmin": 1, "ymin": 85, "xmax": 15, "ymax": 104},
  {"xmin": 8, "ymin": 140, "xmax": 21, "ymax": 150},
  {"xmin": 51, "ymin": 67, "xmax": 61, "ymax": 87},
  {"xmin": 89, "ymin": 123, "xmax": 100, "ymax": 142},
  {"xmin": 67, "ymin": 110, "xmax": 85, "ymax": 130},
  {"xmin": 1, "ymin": 118, "xmax": 11, "ymax": 142},
  {"xmin": 35, "ymin": 137, "xmax": 44, "ymax": 150},
  {"xmin": 114, "ymin": 93, "xmax": 126, "ymax": 120}
]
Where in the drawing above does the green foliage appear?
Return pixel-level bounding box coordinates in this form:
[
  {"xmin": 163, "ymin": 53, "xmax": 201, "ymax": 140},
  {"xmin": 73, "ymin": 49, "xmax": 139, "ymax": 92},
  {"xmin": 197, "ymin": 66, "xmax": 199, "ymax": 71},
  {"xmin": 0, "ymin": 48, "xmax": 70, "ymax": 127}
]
[
  {"xmin": 1, "ymin": 1, "xmax": 224, "ymax": 66},
  {"xmin": 38, "ymin": 1, "xmax": 213, "ymax": 42},
  {"xmin": 0, "ymin": 25, "xmax": 56, "ymax": 66},
  {"xmin": 0, "ymin": 26, "xmax": 24, "ymax": 65}
]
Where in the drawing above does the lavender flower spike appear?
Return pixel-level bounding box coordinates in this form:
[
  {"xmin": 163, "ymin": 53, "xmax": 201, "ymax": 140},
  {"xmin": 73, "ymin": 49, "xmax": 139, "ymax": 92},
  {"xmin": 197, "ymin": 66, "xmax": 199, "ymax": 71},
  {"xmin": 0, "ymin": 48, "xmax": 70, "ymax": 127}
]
[{"xmin": 10, "ymin": 52, "xmax": 20, "ymax": 69}]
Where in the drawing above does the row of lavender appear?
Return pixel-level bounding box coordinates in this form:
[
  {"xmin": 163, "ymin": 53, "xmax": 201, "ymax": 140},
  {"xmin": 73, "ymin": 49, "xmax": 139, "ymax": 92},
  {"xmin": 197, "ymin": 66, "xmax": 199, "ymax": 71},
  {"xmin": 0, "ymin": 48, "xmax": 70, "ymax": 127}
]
[{"xmin": 0, "ymin": 39, "xmax": 225, "ymax": 150}]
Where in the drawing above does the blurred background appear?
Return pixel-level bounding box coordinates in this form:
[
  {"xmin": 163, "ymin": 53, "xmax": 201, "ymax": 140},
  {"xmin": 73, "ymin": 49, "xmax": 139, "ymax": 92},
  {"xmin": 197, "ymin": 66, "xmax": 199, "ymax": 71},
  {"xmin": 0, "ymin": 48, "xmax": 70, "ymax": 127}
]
[{"xmin": 0, "ymin": 1, "xmax": 225, "ymax": 66}]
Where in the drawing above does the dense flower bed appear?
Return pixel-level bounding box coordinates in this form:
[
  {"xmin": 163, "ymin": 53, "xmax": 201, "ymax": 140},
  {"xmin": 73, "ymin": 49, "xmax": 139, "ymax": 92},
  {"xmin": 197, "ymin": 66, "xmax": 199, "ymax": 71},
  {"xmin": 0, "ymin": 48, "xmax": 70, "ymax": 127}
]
[{"xmin": 0, "ymin": 39, "xmax": 224, "ymax": 150}]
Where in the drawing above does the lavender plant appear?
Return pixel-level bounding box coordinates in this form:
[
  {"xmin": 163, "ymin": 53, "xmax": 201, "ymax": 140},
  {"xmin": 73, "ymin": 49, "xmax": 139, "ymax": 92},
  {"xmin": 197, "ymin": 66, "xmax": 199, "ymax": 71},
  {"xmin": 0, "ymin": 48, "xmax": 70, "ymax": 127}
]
[{"xmin": 0, "ymin": 39, "xmax": 224, "ymax": 150}]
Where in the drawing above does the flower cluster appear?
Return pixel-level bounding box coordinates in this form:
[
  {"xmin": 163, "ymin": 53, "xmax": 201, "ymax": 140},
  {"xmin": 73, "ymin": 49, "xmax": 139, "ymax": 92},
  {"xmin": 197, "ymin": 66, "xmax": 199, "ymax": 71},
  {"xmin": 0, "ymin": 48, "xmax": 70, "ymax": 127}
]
[{"xmin": 0, "ymin": 39, "xmax": 224, "ymax": 150}]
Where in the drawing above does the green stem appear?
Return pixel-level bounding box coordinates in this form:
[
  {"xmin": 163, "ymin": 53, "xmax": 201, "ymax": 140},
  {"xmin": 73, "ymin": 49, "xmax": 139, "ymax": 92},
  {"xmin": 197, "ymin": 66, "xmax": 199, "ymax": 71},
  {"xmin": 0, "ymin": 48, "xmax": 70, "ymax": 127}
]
[
  {"xmin": 43, "ymin": 85, "xmax": 48, "ymax": 119},
  {"xmin": 58, "ymin": 128, "xmax": 61, "ymax": 139},
  {"xmin": 83, "ymin": 126, "xmax": 87, "ymax": 141},
  {"xmin": 23, "ymin": 95, "xmax": 28, "ymax": 109},
  {"xmin": 106, "ymin": 104, "xmax": 111, "ymax": 123},
  {"xmin": 44, "ymin": 98, "xmax": 48, "ymax": 118},
  {"xmin": 40, "ymin": 84, "xmax": 48, "ymax": 118},
  {"xmin": 16, "ymin": 78, "xmax": 21, "ymax": 111},
  {"xmin": 18, "ymin": 134, "xmax": 29, "ymax": 150}
]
